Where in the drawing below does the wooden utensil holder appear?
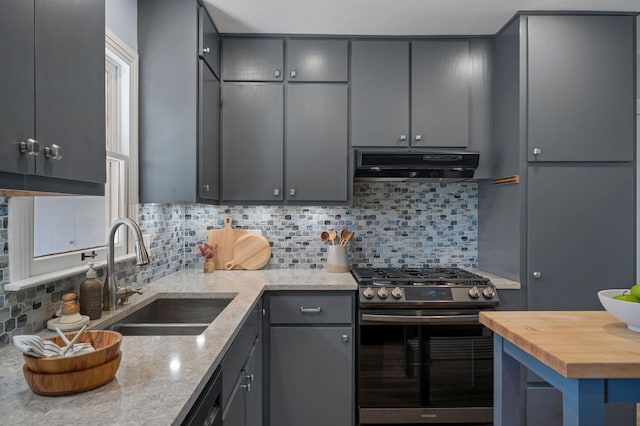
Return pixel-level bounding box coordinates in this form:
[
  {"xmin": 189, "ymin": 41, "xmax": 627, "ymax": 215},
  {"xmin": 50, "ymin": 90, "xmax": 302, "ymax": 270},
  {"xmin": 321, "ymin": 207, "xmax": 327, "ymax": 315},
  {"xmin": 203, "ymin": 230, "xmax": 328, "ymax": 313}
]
[{"xmin": 204, "ymin": 258, "xmax": 215, "ymax": 273}]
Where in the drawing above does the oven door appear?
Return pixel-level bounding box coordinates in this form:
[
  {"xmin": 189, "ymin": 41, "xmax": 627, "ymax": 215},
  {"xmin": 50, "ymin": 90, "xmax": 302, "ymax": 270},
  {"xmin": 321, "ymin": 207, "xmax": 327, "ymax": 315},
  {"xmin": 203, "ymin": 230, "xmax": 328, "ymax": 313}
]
[{"xmin": 358, "ymin": 310, "xmax": 493, "ymax": 424}]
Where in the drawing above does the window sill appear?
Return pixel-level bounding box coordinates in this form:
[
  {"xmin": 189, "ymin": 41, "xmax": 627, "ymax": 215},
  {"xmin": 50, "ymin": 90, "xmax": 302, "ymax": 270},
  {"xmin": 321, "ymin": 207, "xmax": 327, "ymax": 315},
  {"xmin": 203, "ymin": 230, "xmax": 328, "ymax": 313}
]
[{"xmin": 3, "ymin": 253, "xmax": 137, "ymax": 292}]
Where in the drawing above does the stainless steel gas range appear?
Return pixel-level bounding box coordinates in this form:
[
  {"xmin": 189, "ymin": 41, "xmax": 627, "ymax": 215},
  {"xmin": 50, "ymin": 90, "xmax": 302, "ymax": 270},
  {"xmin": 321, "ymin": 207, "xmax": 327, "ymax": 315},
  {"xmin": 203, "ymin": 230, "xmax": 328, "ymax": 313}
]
[{"xmin": 353, "ymin": 267, "xmax": 499, "ymax": 425}]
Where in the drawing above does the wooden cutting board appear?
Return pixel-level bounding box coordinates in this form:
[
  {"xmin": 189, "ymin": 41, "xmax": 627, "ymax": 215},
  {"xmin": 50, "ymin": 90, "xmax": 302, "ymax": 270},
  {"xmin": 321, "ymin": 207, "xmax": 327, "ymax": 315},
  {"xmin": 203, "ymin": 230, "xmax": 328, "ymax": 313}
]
[
  {"xmin": 224, "ymin": 234, "xmax": 271, "ymax": 270},
  {"xmin": 207, "ymin": 217, "xmax": 248, "ymax": 270}
]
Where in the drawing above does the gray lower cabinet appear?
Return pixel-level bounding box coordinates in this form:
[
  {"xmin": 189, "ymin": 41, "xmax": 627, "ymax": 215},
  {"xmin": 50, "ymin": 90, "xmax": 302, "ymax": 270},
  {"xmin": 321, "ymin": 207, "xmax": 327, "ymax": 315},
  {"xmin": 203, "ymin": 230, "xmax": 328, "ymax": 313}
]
[
  {"xmin": 285, "ymin": 84, "xmax": 348, "ymax": 202},
  {"xmin": 526, "ymin": 166, "xmax": 634, "ymax": 310},
  {"xmin": 286, "ymin": 39, "xmax": 349, "ymax": 82},
  {"xmin": 267, "ymin": 292, "xmax": 354, "ymax": 426},
  {"xmin": 222, "ymin": 303, "xmax": 262, "ymax": 426},
  {"xmin": 527, "ymin": 15, "xmax": 634, "ymax": 162},
  {"xmin": 0, "ymin": 0, "xmax": 105, "ymax": 195},
  {"xmin": 222, "ymin": 38, "xmax": 284, "ymax": 82},
  {"xmin": 139, "ymin": 0, "xmax": 220, "ymax": 203},
  {"xmin": 221, "ymin": 83, "xmax": 284, "ymax": 202}
]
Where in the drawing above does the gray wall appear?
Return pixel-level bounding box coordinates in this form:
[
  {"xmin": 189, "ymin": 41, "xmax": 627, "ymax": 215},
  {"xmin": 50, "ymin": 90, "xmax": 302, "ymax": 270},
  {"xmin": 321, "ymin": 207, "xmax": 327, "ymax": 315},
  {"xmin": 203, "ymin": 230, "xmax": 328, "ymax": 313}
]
[{"xmin": 106, "ymin": 0, "xmax": 137, "ymax": 51}]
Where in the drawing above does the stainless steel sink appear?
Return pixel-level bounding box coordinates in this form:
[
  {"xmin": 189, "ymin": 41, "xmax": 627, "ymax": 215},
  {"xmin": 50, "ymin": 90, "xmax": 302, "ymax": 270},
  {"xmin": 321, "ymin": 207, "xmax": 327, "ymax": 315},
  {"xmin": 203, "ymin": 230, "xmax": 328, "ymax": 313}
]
[{"xmin": 104, "ymin": 297, "xmax": 234, "ymax": 336}]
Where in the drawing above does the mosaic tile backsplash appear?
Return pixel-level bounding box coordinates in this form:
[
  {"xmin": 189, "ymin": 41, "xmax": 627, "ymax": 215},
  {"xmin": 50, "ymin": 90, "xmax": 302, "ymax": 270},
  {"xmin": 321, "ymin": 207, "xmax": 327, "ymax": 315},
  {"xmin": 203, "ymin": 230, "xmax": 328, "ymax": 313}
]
[{"xmin": 0, "ymin": 182, "xmax": 477, "ymax": 344}]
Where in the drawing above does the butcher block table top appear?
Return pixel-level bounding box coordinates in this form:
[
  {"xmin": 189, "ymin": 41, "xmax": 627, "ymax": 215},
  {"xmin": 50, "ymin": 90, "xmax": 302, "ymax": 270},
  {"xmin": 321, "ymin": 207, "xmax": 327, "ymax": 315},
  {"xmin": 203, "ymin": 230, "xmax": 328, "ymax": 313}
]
[
  {"xmin": 481, "ymin": 311, "xmax": 640, "ymax": 426},
  {"xmin": 479, "ymin": 310, "xmax": 640, "ymax": 378}
]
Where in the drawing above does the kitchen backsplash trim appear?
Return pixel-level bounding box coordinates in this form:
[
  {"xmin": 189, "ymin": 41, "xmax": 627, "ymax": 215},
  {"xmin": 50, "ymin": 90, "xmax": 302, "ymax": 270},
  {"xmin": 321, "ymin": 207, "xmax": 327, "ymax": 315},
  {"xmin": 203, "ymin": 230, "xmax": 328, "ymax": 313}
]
[{"xmin": 0, "ymin": 182, "xmax": 478, "ymax": 343}]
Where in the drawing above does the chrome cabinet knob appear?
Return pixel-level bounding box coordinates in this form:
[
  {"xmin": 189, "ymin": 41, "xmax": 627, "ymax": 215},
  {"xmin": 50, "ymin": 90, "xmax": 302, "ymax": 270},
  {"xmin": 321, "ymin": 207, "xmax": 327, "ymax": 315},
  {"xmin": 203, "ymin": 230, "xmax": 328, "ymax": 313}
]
[
  {"xmin": 399, "ymin": 135, "xmax": 407, "ymax": 141},
  {"xmin": 19, "ymin": 138, "xmax": 40, "ymax": 156},
  {"xmin": 241, "ymin": 382, "xmax": 251, "ymax": 392},
  {"xmin": 342, "ymin": 334, "xmax": 349, "ymax": 343},
  {"xmin": 289, "ymin": 188, "xmax": 296, "ymax": 196},
  {"xmin": 44, "ymin": 144, "xmax": 63, "ymax": 160},
  {"xmin": 274, "ymin": 69, "xmax": 281, "ymax": 78},
  {"xmin": 482, "ymin": 286, "xmax": 496, "ymax": 299},
  {"xmin": 201, "ymin": 184, "xmax": 210, "ymax": 192},
  {"xmin": 532, "ymin": 271, "xmax": 542, "ymax": 279},
  {"xmin": 245, "ymin": 373, "xmax": 255, "ymax": 382},
  {"xmin": 273, "ymin": 188, "xmax": 280, "ymax": 196},
  {"xmin": 202, "ymin": 47, "xmax": 210, "ymax": 54},
  {"xmin": 415, "ymin": 134, "xmax": 423, "ymax": 142},
  {"xmin": 290, "ymin": 70, "xmax": 297, "ymax": 78},
  {"xmin": 468, "ymin": 286, "xmax": 480, "ymax": 299},
  {"xmin": 532, "ymin": 148, "xmax": 542, "ymax": 156}
]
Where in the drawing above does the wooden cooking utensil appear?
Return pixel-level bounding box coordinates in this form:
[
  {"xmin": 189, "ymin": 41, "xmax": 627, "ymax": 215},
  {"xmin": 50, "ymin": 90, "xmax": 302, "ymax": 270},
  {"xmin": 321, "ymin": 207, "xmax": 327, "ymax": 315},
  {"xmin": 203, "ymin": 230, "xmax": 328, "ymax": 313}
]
[
  {"xmin": 225, "ymin": 234, "xmax": 271, "ymax": 270},
  {"xmin": 320, "ymin": 231, "xmax": 331, "ymax": 245},
  {"xmin": 328, "ymin": 230, "xmax": 337, "ymax": 246},
  {"xmin": 339, "ymin": 230, "xmax": 354, "ymax": 246},
  {"xmin": 208, "ymin": 217, "xmax": 248, "ymax": 269}
]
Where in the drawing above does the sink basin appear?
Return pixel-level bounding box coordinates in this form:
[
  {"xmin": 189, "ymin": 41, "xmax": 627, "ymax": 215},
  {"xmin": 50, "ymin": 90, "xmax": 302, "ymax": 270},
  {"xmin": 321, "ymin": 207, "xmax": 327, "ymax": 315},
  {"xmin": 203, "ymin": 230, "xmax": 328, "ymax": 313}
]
[{"xmin": 104, "ymin": 297, "xmax": 233, "ymax": 336}]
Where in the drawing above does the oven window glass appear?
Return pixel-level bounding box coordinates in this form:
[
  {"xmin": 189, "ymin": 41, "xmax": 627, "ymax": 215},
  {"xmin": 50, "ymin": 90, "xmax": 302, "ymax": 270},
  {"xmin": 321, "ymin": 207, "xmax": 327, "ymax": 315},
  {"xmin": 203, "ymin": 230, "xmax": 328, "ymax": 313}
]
[{"xmin": 359, "ymin": 323, "xmax": 493, "ymax": 409}]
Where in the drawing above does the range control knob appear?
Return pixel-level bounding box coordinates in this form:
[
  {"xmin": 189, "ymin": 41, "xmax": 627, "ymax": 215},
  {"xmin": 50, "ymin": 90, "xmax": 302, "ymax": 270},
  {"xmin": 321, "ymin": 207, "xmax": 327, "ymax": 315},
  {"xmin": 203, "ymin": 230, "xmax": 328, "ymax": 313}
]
[
  {"xmin": 482, "ymin": 286, "xmax": 496, "ymax": 299},
  {"xmin": 377, "ymin": 287, "xmax": 389, "ymax": 300},
  {"xmin": 391, "ymin": 287, "xmax": 404, "ymax": 299},
  {"xmin": 468, "ymin": 286, "xmax": 481, "ymax": 299},
  {"xmin": 362, "ymin": 287, "xmax": 375, "ymax": 300}
]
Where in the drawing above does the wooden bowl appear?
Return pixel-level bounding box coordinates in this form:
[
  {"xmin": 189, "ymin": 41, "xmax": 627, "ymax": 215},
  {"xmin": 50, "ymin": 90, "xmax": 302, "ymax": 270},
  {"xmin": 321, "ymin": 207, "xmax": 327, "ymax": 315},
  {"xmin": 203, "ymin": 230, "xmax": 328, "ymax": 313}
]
[
  {"xmin": 23, "ymin": 330, "xmax": 122, "ymax": 374},
  {"xmin": 23, "ymin": 351, "xmax": 121, "ymax": 396}
]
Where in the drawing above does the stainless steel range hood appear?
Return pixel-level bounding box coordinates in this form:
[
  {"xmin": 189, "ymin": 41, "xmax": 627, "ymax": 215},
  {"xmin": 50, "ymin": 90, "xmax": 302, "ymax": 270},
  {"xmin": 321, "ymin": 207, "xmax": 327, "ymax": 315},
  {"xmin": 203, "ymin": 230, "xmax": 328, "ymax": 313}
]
[{"xmin": 354, "ymin": 150, "xmax": 480, "ymax": 182}]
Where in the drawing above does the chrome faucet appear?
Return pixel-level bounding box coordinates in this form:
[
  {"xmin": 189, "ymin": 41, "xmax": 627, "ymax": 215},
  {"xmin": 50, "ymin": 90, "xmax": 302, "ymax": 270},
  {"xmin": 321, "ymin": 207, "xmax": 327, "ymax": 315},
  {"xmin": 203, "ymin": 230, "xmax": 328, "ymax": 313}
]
[{"xmin": 103, "ymin": 218, "xmax": 150, "ymax": 311}]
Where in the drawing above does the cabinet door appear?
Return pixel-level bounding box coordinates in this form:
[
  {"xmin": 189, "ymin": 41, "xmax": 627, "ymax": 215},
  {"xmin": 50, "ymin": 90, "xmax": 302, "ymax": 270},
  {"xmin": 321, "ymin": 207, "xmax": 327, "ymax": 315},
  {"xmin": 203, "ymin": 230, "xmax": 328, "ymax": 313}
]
[
  {"xmin": 198, "ymin": 6, "xmax": 219, "ymax": 78},
  {"xmin": 351, "ymin": 40, "xmax": 410, "ymax": 147},
  {"xmin": 222, "ymin": 38, "xmax": 284, "ymax": 81},
  {"xmin": 244, "ymin": 342, "xmax": 262, "ymax": 426},
  {"xmin": 0, "ymin": 0, "xmax": 35, "ymax": 175},
  {"xmin": 270, "ymin": 327, "xmax": 353, "ymax": 426},
  {"xmin": 527, "ymin": 166, "xmax": 634, "ymax": 310},
  {"xmin": 527, "ymin": 15, "xmax": 634, "ymax": 162},
  {"xmin": 34, "ymin": 0, "xmax": 106, "ymax": 183},
  {"xmin": 287, "ymin": 39, "xmax": 348, "ymax": 82},
  {"xmin": 285, "ymin": 84, "xmax": 348, "ymax": 202},
  {"xmin": 411, "ymin": 40, "xmax": 469, "ymax": 147},
  {"xmin": 221, "ymin": 83, "xmax": 284, "ymax": 201},
  {"xmin": 198, "ymin": 61, "xmax": 220, "ymax": 202}
]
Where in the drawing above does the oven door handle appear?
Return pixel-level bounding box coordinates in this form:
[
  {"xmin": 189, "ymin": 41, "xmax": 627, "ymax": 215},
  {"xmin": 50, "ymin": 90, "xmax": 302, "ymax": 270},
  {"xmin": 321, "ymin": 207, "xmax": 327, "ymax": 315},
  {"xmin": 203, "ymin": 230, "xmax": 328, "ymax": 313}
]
[{"xmin": 360, "ymin": 313, "xmax": 479, "ymax": 325}]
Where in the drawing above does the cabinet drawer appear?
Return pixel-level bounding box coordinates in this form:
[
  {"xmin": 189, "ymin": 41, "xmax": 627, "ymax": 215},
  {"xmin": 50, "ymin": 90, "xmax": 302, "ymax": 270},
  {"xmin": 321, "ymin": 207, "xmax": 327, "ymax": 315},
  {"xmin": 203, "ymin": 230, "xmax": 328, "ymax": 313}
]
[
  {"xmin": 269, "ymin": 294, "xmax": 352, "ymax": 324},
  {"xmin": 222, "ymin": 306, "xmax": 258, "ymax": 404}
]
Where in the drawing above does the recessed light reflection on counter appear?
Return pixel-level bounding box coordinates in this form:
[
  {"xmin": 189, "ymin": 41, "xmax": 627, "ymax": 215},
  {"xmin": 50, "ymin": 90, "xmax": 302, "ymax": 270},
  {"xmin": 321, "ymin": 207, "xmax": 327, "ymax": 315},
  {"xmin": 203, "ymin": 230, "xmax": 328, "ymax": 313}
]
[
  {"xmin": 170, "ymin": 357, "xmax": 181, "ymax": 372},
  {"xmin": 196, "ymin": 334, "xmax": 206, "ymax": 347}
]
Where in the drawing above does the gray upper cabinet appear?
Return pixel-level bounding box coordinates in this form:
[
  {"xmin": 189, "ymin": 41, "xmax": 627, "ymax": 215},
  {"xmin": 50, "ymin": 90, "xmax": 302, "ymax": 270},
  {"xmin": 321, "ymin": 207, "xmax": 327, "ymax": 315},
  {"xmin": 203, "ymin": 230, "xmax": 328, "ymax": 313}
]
[
  {"xmin": 0, "ymin": 0, "xmax": 105, "ymax": 195},
  {"xmin": 139, "ymin": 0, "xmax": 220, "ymax": 203},
  {"xmin": 526, "ymin": 166, "xmax": 634, "ymax": 310},
  {"xmin": 285, "ymin": 85, "xmax": 348, "ymax": 202},
  {"xmin": 198, "ymin": 61, "xmax": 220, "ymax": 202},
  {"xmin": 222, "ymin": 38, "xmax": 284, "ymax": 81},
  {"xmin": 286, "ymin": 39, "xmax": 349, "ymax": 82},
  {"xmin": 351, "ymin": 39, "xmax": 482, "ymax": 150},
  {"xmin": 527, "ymin": 15, "xmax": 634, "ymax": 162},
  {"xmin": 199, "ymin": 4, "xmax": 219, "ymax": 77},
  {"xmin": 411, "ymin": 40, "xmax": 469, "ymax": 147},
  {"xmin": 221, "ymin": 83, "xmax": 284, "ymax": 202},
  {"xmin": 351, "ymin": 40, "xmax": 410, "ymax": 147}
]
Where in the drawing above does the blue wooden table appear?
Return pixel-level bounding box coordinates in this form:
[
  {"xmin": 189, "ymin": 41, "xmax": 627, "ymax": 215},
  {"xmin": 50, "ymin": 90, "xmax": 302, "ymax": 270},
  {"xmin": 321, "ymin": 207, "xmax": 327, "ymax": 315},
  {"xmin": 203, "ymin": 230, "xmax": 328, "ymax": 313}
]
[{"xmin": 481, "ymin": 311, "xmax": 640, "ymax": 426}]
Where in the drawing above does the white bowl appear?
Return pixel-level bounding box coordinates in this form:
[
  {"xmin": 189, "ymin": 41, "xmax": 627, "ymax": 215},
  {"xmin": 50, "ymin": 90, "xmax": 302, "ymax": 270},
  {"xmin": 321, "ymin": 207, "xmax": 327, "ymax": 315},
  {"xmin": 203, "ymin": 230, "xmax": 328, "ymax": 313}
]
[{"xmin": 598, "ymin": 289, "xmax": 640, "ymax": 332}]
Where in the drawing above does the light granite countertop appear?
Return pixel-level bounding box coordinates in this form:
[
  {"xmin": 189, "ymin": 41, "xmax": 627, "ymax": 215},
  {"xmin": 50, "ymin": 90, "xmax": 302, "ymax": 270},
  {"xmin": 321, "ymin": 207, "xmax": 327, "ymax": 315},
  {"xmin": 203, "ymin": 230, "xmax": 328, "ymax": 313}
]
[{"xmin": 0, "ymin": 269, "xmax": 357, "ymax": 426}]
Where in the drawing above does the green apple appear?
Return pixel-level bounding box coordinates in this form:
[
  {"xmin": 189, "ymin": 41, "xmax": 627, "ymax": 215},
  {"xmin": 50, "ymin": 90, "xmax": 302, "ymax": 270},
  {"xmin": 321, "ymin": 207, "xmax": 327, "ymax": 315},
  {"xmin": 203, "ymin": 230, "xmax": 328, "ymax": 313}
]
[
  {"xmin": 613, "ymin": 293, "xmax": 640, "ymax": 303},
  {"xmin": 630, "ymin": 284, "xmax": 640, "ymax": 300}
]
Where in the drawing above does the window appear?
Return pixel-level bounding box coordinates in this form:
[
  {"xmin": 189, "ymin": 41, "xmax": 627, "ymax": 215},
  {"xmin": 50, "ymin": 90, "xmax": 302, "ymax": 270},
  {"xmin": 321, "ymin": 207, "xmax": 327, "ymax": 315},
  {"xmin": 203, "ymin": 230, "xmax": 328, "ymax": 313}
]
[{"xmin": 9, "ymin": 29, "xmax": 139, "ymax": 281}]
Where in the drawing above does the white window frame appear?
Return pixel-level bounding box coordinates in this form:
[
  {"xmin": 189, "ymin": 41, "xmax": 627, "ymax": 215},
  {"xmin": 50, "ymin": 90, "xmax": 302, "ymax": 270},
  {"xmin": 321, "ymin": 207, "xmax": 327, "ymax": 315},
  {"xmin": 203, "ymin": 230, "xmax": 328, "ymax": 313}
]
[{"xmin": 8, "ymin": 29, "xmax": 139, "ymax": 285}]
